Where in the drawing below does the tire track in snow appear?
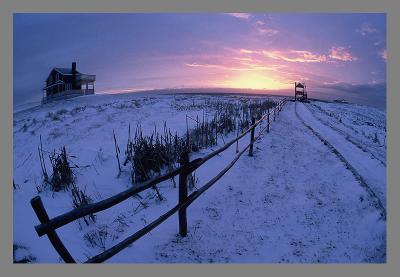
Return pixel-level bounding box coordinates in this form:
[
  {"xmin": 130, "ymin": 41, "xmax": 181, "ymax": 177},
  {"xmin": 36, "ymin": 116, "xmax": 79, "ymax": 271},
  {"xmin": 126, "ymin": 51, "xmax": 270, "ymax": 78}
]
[
  {"xmin": 305, "ymin": 103, "xmax": 386, "ymax": 166},
  {"xmin": 294, "ymin": 102, "xmax": 386, "ymax": 220}
]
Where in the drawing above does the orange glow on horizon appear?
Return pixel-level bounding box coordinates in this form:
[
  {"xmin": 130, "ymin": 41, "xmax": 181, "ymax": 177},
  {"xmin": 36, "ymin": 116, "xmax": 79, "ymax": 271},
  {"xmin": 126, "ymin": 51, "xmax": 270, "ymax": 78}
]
[{"xmin": 218, "ymin": 72, "xmax": 292, "ymax": 90}]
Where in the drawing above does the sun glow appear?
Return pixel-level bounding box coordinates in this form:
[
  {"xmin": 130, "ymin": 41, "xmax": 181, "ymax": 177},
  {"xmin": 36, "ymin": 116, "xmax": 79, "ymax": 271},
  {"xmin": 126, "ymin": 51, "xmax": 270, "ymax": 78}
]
[{"xmin": 219, "ymin": 72, "xmax": 291, "ymax": 90}]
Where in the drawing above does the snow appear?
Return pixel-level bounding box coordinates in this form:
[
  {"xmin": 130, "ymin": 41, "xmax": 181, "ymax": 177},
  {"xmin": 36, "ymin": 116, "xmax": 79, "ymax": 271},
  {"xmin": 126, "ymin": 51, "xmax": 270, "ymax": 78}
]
[
  {"xmin": 295, "ymin": 102, "xmax": 386, "ymax": 211},
  {"xmin": 308, "ymin": 101, "xmax": 386, "ymax": 165},
  {"xmin": 13, "ymin": 93, "xmax": 386, "ymax": 263}
]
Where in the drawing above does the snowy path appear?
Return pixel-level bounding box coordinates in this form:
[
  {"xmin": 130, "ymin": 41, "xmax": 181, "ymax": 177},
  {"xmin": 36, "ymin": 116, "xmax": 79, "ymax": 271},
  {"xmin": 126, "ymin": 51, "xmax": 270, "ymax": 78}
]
[
  {"xmin": 295, "ymin": 102, "xmax": 386, "ymax": 213},
  {"xmin": 305, "ymin": 103, "xmax": 386, "ymax": 166},
  {"xmin": 108, "ymin": 101, "xmax": 386, "ymax": 263}
]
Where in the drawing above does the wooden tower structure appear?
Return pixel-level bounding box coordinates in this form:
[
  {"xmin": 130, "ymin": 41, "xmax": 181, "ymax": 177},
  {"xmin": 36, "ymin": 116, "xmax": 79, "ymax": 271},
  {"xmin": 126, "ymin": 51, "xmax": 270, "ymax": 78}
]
[{"xmin": 294, "ymin": 82, "xmax": 308, "ymax": 102}]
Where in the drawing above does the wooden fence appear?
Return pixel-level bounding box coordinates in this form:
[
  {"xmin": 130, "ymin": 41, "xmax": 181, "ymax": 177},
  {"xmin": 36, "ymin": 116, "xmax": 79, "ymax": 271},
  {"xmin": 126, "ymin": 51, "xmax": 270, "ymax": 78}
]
[{"xmin": 30, "ymin": 98, "xmax": 289, "ymax": 263}]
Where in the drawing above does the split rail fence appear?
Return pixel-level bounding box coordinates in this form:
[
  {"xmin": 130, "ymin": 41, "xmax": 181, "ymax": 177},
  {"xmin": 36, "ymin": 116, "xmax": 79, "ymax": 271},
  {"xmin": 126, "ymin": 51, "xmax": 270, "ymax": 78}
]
[{"xmin": 30, "ymin": 97, "xmax": 289, "ymax": 263}]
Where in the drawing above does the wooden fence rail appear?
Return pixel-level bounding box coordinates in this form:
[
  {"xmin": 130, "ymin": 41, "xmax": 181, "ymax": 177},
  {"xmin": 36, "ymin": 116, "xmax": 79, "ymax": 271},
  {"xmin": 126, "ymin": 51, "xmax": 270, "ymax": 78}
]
[{"xmin": 30, "ymin": 98, "xmax": 289, "ymax": 263}]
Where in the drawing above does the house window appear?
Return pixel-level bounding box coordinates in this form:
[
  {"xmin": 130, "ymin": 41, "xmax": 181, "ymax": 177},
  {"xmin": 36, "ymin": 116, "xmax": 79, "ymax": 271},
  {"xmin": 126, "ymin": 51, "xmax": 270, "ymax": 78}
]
[{"xmin": 56, "ymin": 73, "xmax": 60, "ymax": 81}]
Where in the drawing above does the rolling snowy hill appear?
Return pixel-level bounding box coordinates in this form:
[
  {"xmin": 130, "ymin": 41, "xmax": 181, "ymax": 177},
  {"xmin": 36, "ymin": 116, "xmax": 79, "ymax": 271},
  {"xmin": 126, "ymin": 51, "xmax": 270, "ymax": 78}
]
[{"xmin": 13, "ymin": 92, "xmax": 386, "ymax": 263}]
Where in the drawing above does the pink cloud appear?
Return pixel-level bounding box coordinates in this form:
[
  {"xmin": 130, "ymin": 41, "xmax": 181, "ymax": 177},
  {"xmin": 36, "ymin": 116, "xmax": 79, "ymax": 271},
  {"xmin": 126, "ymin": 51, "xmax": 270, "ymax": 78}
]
[
  {"xmin": 380, "ymin": 49, "xmax": 387, "ymax": 61},
  {"xmin": 262, "ymin": 50, "xmax": 327, "ymax": 63},
  {"xmin": 185, "ymin": 62, "xmax": 279, "ymax": 72},
  {"xmin": 257, "ymin": 27, "xmax": 279, "ymax": 36},
  {"xmin": 226, "ymin": 13, "xmax": 251, "ymax": 19},
  {"xmin": 251, "ymin": 20, "xmax": 279, "ymax": 36},
  {"xmin": 240, "ymin": 49, "xmax": 255, "ymax": 54},
  {"xmin": 234, "ymin": 57, "xmax": 254, "ymax": 62},
  {"xmin": 227, "ymin": 14, "xmax": 279, "ymax": 37},
  {"xmin": 329, "ymin": 46, "xmax": 357, "ymax": 62},
  {"xmin": 356, "ymin": 23, "xmax": 378, "ymax": 36},
  {"xmin": 234, "ymin": 46, "xmax": 357, "ymax": 64}
]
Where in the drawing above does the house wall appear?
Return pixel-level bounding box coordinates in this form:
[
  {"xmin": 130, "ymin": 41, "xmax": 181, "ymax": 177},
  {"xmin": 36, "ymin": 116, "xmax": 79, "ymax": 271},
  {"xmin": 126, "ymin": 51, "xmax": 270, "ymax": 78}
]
[{"xmin": 45, "ymin": 70, "xmax": 78, "ymax": 96}]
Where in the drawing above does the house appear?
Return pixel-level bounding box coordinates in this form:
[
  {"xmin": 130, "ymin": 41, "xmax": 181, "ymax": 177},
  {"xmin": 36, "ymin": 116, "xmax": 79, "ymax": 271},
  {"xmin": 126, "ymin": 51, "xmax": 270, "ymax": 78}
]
[{"xmin": 43, "ymin": 62, "xmax": 96, "ymax": 103}]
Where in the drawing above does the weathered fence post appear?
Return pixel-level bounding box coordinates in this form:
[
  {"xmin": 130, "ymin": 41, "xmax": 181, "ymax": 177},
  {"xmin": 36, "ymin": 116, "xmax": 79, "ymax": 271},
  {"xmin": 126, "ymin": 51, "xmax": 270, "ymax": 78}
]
[
  {"xmin": 267, "ymin": 108, "xmax": 270, "ymax": 133},
  {"xmin": 178, "ymin": 151, "xmax": 189, "ymax": 237},
  {"xmin": 273, "ymin": 107, "xmax": 276, "ymax": 121},
  {"xmin": 248, "ymin": 117, "xmax": 256, "ymax": 157},
  {"xmin": 30, "ymin": 196, "xmax": 76, "ymax": 263}
]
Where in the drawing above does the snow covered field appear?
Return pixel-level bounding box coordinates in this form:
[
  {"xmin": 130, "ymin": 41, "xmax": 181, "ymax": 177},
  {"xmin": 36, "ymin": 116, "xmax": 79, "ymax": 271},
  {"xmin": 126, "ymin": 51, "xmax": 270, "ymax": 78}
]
[{"xmin": 13, "ymin": 92, "xmax": 386, "ymax": 263}]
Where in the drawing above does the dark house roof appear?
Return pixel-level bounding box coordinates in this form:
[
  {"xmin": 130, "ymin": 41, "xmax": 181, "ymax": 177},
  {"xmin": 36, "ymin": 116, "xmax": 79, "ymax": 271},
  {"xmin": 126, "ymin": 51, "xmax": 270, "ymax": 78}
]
[
  {"xmin": 44, "ymin": 62, "xmax": 96, "ymax": 87},
  {"xmin": 295, "ymin": 82, "xmax": 305, "ymax": 88},
  {"xmin": 53, "ymin": 67, "xmax": 81, "ymax": 75},
  {"xmin": 45, "ymin": 65, "xmax": 82, "ymax": 83}
]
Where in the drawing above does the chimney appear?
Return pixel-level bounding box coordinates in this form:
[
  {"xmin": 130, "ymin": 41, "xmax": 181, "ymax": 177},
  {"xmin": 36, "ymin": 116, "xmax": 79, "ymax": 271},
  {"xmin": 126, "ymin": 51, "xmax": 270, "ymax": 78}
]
[{"xmin": 72, "ymin": 62, "xmax": 76, "ymax": 74}]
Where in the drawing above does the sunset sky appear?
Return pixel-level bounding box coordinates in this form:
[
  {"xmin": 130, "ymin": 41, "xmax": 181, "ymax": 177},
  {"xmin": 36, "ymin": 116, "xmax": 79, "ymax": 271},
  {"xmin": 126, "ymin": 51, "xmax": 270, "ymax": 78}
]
[{"xmin": 13, "ymin": 13, "xmax": 386, "ymax": 108}]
